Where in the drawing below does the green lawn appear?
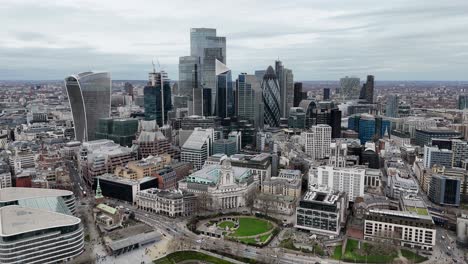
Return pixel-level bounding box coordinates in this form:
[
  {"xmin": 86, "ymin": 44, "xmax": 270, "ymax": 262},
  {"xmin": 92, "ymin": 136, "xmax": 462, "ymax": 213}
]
[
  {"xmin": 218, "ymin": 221, "xmax": 235, "ymax": 229},
  {"xmin": 332, "ymin": 245, "xmax": 343, "ymax": 259},
  {"xmin": 259, "ymin": 233, "xmax": 271, "ymax": 242},
  {"xmin": 333, "ymin": 239, "xmax": 398, "ymax": 263},
  {"xmin": 238, "ymin": 237, "xmax": 257, "ymax": 244},
  {"xmin": 401, "ymin": 249, "xmax": 428, "ymax": 263},
  {"xmin": 230, "ymin": 217, "xmax": 273, "ymax": 237},
  {"xmin": 154, "ymin": 251, "xmax": 234, "ymax": 264},
  {"xmin": 407, "ymin": 207, "xmax": 429, "ymax": 215}
]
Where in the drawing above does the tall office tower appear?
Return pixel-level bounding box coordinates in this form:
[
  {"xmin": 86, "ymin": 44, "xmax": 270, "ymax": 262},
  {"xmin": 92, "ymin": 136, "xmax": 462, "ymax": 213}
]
[
  {"xmin": 339, "ymin": 76, "xmax": 360, "ymax": 100},
  {"xmin": 178, "ymin": 56, "xmax": 200, "ymax": 97},
  {"xmin": 144, "ymin": 68, "xmax": 172, "ymax": 127},
  {"xmin": 458, "ymin": 95, "xmax": 468, "ymax": 110},
  {"xmin": 237, "ymin": 73, "xmax": 264, "ymax": 129},
  {"xmin": 190, "ymin": 28, "xmax": 226, "ymax": 114},
  {"xmin": 215, "ymin": 60, "xmax": 233, "ymax": 118},
  {"xmin": 124, "ymin": 82, "xmax": 134, "ymax": 98},
  {"xmin": 65, "ymin": 71, "xmax": 111, "ymax": 142},
  {"xmin": 275, "ymin": 60, "xmax": 294, "ymax": 118},
  {"xmin": 385, "ymin": 95, "xmax": 399, "ymax": 117},
  {"xmin": 192, "ymin": 88, "xmax": 212, "ymax": 116},
  {"xmin": 284, "ymin": 69, "xmax": 294, "ymax": 117},
  {"xmin": 262, "ymin": 66, "xmax": 281, "ymax": 127},
  {"xmin": 254, "ymin": 70, "xmax": 266, "ymax": 83},
  {"xmin": 329, "ymin": 141, "xmax": 347, "ymax": 167},
  {"xmin": 293, "ymin": 82, "xmax": 304, "ymax": 107},
  {"xmin": 323, "ymin": 88, "xmax": 330, "ymax": 100},
  {"xmin": 330, "ymin": 108, "xmax": 342, "ymax": 138},
  {"xmin": 303, "ymin": 124, "xmax": 332, "ymax": 160},
  {"xmin": 360, "ymin": 75, "xmax": 374, "ymax": 103}
]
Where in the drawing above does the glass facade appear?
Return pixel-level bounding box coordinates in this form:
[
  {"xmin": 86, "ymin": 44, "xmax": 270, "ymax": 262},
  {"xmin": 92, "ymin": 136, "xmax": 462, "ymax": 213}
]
[
  {"xmin": 216, "ymin": 70, "xmax": 233, "ymax": 118},
  {"xmin": 262, "ymin": 66, "xmax": 281, "ymax": 127},
  {"xmin": 178, "ymin": 56, "xmax": 199, "ymax": 97},
  {"xmin": 95, "ymin": 118, "xmax": 139, "ymax": 147},
  {"xmin": 386, "ymin": 94, "xmax": 399, "ymax": 117},
  {"xmin": 339, "ymin": 76, "xmax": 361, "ymax": 100},
  {"xmin": 144, "ymin": 80, "xmax": 172, "ymax": 127},
  {"xmin": 237, "ymin": 74, "xmax": 263, "ymax": 129},
  {"xmin": 458, "ymin": 95, "xmax": 468, "ymax": 110},
  {"xmin": 65, "ymin": 72, "xmax": 111, "ymax": 142},
  {"xmin": 189, "ymin": 28, "xmax": 226, "ymax": 115}
]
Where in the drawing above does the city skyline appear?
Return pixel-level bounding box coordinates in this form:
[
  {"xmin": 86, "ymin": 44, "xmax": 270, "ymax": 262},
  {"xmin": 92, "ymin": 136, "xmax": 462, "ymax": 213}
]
[{"xmin": 1, "ymin": 0, "xmax": 468, "ymax": 81}]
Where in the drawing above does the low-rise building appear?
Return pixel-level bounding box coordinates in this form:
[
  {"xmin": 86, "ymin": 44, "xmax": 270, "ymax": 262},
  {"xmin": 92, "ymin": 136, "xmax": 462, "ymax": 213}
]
[
  {"xmin": 0, "ymin": 172, "xmax": 12, "ymax": 189},
  {"xmin": 79, "ymin": 139, "xmax": 138, "ymax": 187},
  {"xmin": 364, "ymin": 209, "xmax": 436, "ymax": 250},
  {"xmin": 456, "ymin": 213, "xmax": 468, "ymax": 245},
  {"xmin": 365, "ymin": 168, "xmax": 381, "ymax": 188},
  {"xmin": 96, "ymin": 173, "xmax": 158, "ymax": 203},
  {"xmin": 295, "ymin": 186, "xmax": 347, "ymax": 236},
  {"xmin": 136, "ymin": 188, "xmax": 197, "ymax": 217},
  {"xmin": 428, "ymin": 174, "xmax": 461, "ymax": 206},
  {"xmin": 94, "ymin": 203, "xmax": 127, "ymax": 230},
  {"xmin": 387, "ymin": 167, "xmax": 419, "ymax": 199},
  {"xmin": 178, "ymin": 158, "xmax": 257, "ymax": 211}
]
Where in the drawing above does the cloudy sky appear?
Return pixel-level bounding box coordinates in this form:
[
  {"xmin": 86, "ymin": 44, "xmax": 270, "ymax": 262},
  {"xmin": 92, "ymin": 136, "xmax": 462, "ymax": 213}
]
[{"xmin": 1, "ymin": 0, "xmax": 468, "ymax": 80}]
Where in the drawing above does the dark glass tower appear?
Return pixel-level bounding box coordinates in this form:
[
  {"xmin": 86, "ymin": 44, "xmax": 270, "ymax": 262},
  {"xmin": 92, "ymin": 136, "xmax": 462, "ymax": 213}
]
[
  {"xmin": 216, "ymin": 71, "xmax": 233, "ymax": 118},
  {"xmin": 65, "ymin": 71, "xmax": 111, "ymax": 142},
  {"xmin": 360, "ymin": 75, "xmax": 374, "ymax": 103},
  {"xmin": 262, "ymin": 66, "xmax": 281, "ymax": 127},
  {"xmin": 144, "ymin": 70, "xmax": 172, "ymax": 127},
  {"xmin": 330, "ymin": 108, "xmax": 342, "ymax": 138},
  {"xmin": 323, "ymin": 88, "xmax": 330, "ymax": 100}
]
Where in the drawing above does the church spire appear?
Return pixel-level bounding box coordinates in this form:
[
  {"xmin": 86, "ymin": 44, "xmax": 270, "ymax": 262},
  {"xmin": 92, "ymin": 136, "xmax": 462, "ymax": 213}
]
[{"xmin": 95, "ymin": 178, "xmax": 103, "ymax": 199}]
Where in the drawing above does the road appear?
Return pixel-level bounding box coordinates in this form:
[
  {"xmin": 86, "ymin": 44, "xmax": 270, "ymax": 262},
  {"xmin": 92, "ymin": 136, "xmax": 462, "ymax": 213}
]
[
  {"xmin": 126, "ymin": 204, "xmax": 335, "ymax": 264},
  {"xmin": 66, "ymin": 160, "xmax": 88, "ymax": 198}
]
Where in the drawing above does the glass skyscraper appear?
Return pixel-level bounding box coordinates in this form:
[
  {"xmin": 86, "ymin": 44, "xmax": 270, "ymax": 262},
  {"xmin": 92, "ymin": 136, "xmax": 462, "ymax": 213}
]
[
  {"xmin": 144, "ymin": 70, "xmax": 172, "ymax": 127},
  {"xmin": 458, "ymin": 95, "xmax": 468, "ymax": 110},
  {"xmin": 215, "ymin": 60, "xmax": 233, "ymax": 118},
  {"xmin": 237, "ymin": 73, "xmax": 263, "ymax": 129},
  {"xmin": 262, "ymin": 66, "xmax": 281, "ymax": 127},
  {"xmin": 339, "ymin": 76, "xmax": 361, "ymax": 100},
  {"xmin": 178, "ymin": 56, "xmax": 200, "ymax": 97},
  {"xmin": 65, "ymin": 71, "xmax": 111, "ymax": 142},
  {"xmin": 189, "ymin": 28, "xmax": 226, "ymax": 115},
  {"xmin": 385, "ymin": 95, "xmax": 399, "ymax": 117}
]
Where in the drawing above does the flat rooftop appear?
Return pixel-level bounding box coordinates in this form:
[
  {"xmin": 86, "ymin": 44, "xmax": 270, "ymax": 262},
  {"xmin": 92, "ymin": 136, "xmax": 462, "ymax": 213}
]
[
  {"xmin": 0, "ymin": 206, "xmax": 80, "ymax": 236},
  {"xmin": 302, "ymin": 186, "xmax": 342, "ymax": 205},
  {"xmin": 0, "ymin": 187, "xmax": 73, "ymax": 202}
]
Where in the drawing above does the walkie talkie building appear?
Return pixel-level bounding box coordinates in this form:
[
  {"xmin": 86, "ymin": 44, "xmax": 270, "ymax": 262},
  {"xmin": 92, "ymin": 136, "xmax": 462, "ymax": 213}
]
[{"xmin": 65, "ymin": 72, "xmax": 111, "ymax": 142}]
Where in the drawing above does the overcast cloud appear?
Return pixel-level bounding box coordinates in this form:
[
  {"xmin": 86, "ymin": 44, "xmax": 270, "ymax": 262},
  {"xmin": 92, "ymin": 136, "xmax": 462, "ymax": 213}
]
[{"xmin": 1, "ymin": 0, "xmax": 468, "ymax": 80}]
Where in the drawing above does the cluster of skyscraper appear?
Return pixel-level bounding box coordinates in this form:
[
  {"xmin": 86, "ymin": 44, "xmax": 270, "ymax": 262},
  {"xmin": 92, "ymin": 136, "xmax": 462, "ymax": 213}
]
[{"xmin": 177, "ymin": 28, "xmax": 295, "ymax": 129}]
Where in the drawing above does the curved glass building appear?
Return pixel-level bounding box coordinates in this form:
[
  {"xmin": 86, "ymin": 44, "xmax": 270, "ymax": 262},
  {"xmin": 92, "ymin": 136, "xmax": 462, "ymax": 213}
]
[
  {"xmin": 65, "ymin": 72, "xmax": 111, "ymax": 142},
  {"xmin": 262, "ymin": 66, "xmax": 281, "ymax": 127},
  {"xmin": 0, "ymin": 188, "xmax": 83, "ymax": 263}
]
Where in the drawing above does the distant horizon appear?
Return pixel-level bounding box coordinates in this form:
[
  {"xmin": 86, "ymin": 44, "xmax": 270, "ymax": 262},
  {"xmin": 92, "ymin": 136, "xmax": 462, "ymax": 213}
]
[{"xmin": 2, "ymin": 79, "xmax": 468, "ymax": 83}]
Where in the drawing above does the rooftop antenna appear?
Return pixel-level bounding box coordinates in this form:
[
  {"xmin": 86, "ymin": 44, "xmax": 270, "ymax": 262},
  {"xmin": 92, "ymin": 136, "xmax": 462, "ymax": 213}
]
[{"xmin": 152, "ymin": 60, "xmax": 156, "ymax": 73}]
